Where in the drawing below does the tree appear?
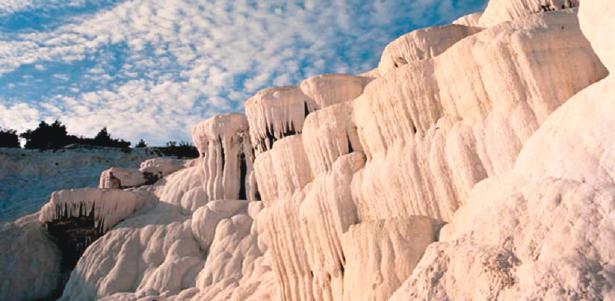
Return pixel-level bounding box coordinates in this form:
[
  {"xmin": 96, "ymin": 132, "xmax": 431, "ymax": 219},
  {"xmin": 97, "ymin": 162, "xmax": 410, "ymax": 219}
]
[
  {"xmin": 91, "ymin": 127, "xmax": 130, "ymax": 148},
  {"xmin": 135, "ymin": 139, "xmax": 147, "ymax": 148},
  {"xmin": 0, "ymin": 128, "xmax": 20, "ymax": 148},
  {"xmin": 93, "ymin": 127, "xmax": 111, "ymax": 144},
  {"xmin": 20, "ymin": 120, "xmax": 70, "ymax": 149}
]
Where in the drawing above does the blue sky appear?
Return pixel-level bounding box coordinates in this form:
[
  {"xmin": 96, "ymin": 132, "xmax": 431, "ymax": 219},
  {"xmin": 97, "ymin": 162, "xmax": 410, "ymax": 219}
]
[{"xmin": 0, "ymin": 0, "xmax": 486, "ymax": 145}]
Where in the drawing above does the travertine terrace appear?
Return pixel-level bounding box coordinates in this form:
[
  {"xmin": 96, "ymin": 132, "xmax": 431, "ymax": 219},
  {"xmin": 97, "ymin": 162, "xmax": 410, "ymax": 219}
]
[{"xmin": 1, "ymin": 0, "xmax": 615, "ymax": 300}]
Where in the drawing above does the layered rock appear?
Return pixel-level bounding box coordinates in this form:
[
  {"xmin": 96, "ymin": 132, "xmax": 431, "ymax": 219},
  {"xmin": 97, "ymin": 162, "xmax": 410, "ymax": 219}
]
[
  {"xmin": 479, "ymin": 0, "xmax": 580, "ymax": 27},
  {"xmin": 192, "ymin": 113, "xmax": 254, "ymax": 202},
  {"xmin": 39, "ymin": 188, "xmax": 147, "ymax": 233},
  {"xmin": 341, "ymin": 217, "xmax": 438, "ymax": 301},
  {"xmin": 299, "ymin": 74, "xmax": 371, "ymax": 111},
  {"xmin": 246, "ymin": 75, "xmax": 370, "ymax": 154},
  {"xmin": 391, "ymin": 1, "xmax": 615, "ymax": 299},
  {"xmin": 60, "ymin": 203, "xmax": 204, "ymax": 300},
  {"xmin": 245, "ymin": 87, "xmax": 310, "ymax": 153},
  {"xmin": 0, "ymin": 214, "xmax": 62, "ymax": 301},
  {"xmin": 377, "ymin": 24, "xmax": 481, "ymax": 75},
  {"xmin": 352, "ymin": 9, "xmax": 607, "ymax": 222},
  {"xmin": 7, "ymin": 1, "xmax": 615, "ymax": 300}
]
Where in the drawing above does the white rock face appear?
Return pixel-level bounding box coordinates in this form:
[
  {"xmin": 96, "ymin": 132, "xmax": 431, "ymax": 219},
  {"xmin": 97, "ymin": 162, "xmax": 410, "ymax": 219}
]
[
  {"xmin": 391, "ymin": 1, "xmax": 615, "ymax": 300},
  {"xmin": 192, "ymin": 113, "xmax": 254, "ymax": 202},
  {"xmin": 5, "ymin": 0, "xmax": 615, "ymax": 300},
  {"xmin": 39, "ymin": 188, "xmax": 147, "ymax": 232},
  {"xmin": 479, "ymin": 0, "xmax": 580, "ymax": 27},
  {"xmin": 578, "ymin": 0, "xmax": 615, "ymax": 71},
  {"xmin": 139, "ymin": 157, "xmax": 186, "ymax": 179},
  {"xmin": 0, "ymin": 214, "xmax": 61, "ymax": 301},
  {"xmin": 99, "ymin": 167, "xmax": 146, "ymax": 189},
  {"xmin": 302, "ymin": 102, "xmax": 363, "ymax": 175},
  {"xmin": 352, "ymin": 10, "xmax": 606, "ymax": 222},
  {"xmin": 453, "ymin": 12, "xmax": 483, "ymax": 27},
  {"xmin": 253, "ymin": 135, "xmax": 314, "ymax": 205},
  {"xmin": 246, "ymin": 75, "xmax": 370, "ymax": 154},
  {"xmin": 341, "ymin": 217, "xmax": 437, "ymax": 301},
  {"xmin": 378, "ymin": 24, "xmax": 481, "ymax": 75},
  {"xmin": 245, "ymin": 86, "xmax": 310, "ymax": 153},
  {"xmin": 60, "ymin": 203, "xmax": 204, "ymax": 300},
  {"xmin": 299, "ymin": 74, "xmax": 371, "ymax": 111}
]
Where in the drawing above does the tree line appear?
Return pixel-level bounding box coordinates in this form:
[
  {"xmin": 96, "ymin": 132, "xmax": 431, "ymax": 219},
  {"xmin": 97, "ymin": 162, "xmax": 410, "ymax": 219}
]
[{"xmin": 0, "ymin": 120, "xmax": 198, "ymax": 158}]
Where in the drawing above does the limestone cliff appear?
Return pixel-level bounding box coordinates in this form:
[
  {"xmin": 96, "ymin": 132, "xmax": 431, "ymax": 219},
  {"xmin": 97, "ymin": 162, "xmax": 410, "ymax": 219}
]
[{"xmin": 1, "ymin": 0, "xmax": 615, "ymax": 300}]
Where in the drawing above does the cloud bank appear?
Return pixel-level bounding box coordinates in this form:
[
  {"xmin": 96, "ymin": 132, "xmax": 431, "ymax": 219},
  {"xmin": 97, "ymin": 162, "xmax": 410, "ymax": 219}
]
[{"xmin": 0, "ymin": 0, "xmax": 486, "ymax": 145}]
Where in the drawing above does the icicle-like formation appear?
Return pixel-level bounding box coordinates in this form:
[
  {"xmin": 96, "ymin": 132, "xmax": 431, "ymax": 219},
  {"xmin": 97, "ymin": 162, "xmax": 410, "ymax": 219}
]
[
  {"xmin": 377, "ymin": 24, "xmax": 481, "ymax": 75},
  {"xmin": 297, "ymin": 153, "xmax": 365, "ymax": 300},
  {"xmin": 192, "ymin": 113, "xmax": 254, "ymax": 201},
  {"xmin": 39, "ymin": 188, "xmax": 146, "ymax": 233},
  {"xmin": 253, "ymin": 135, "xmax": 314, "ymax": 205},
  {"xmin": 302, "ymin": 102, "xmax": 363, "ymax": 175},
  {"xmin": 352, "ymin": 11, "xmax": 607, "ymax": 222},
  {"xmin": 245, "ymin": 86, "xmax": 310, "ymax": 153},
  {"xmin": 299, "ymin": 74, "xmax": 371, "ymax": 112},
  {"xmin": 479, "ymin": 0, "xmax": 580, "ymax": 27}
]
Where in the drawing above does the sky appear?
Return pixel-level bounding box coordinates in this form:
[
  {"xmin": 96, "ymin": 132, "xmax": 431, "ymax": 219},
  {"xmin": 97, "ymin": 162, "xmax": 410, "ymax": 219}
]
[{"xmin": 0, "ymin": 0, "xmax": 486, "ymax": 146}]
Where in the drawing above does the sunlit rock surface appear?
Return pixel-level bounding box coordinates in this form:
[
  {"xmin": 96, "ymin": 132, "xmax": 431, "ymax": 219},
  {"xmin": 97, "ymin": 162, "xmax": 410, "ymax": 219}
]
[
  {"xmin": 391, "ymin": 1, "xmax": 615, "ymax": 300},
  {"xmin": 4, "ymin": 0, "xmax": 615, "ymax": 300},
  {"xmin": 352, "ymin": 9, "xmax": 606, "ymax": 222},
  {"xmin": 99, "ymin": 167, "xmax": 146, "ymax": 189},
  {"xmin": 479, "ymin": 0, "xmax": 579, "ymax": 27}
]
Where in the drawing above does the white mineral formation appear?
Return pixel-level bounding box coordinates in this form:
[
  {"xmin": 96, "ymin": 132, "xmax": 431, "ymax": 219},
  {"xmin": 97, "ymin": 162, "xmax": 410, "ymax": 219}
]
[
  {"xmin": 479, "ymin": 0, "xmax": 580, "ymax": 27},
  {"xmin": 245, "ymin": 86, "xmax": 310, "ymax": 153},
  {"xmin": 99, "ymin": 167, "xmax": 146, "ymax": 189},
  {"xmin": 191, "ymin": 113, "xmax": 254, "ymax": 201},
  {"xmin": 341, "ymin": 217, "xmax": 438, "ymax": 301},
  {"xmin": 39, "ymin": 188, "xmax": 147, "ymax": 232},
  {"xmin": 139, "ymin": 157, "xmax": 186, "ymax": 178},
  {"xmin": 5, "ymin": 0, "xmax": 615, "ymax": 300},
  {"xmin": 377, "ymin": 24, "xmax": 481, "ymax": 75},
  {"xmin": 352, "ymin": 9, "xmax": 606, "ymax": 222},
  {"xmin": 299, "ymin": 74, "xmax": 371, "ymax": 111},
  {"xmin": 0, "ymin": 214, "xmax": 61, "ymax": 301},
  {"xmin": 390, "ymin": 1, "xmax": 615, "ymax": 300},
  {"xmin": 452, "ymin": 12, "xmax": 483, "ymax": 27}
]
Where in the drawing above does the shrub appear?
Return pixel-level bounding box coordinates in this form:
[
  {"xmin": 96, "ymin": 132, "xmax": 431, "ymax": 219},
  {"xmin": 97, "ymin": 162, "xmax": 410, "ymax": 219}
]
[
  {"xmin": 0, "ymin": 128, "xmax": 20, "ymax": 148},
  {"xmin": 135, "ymin": 139, "xmax": 147, "ymax": 148},
  {"xmin": 157, "ymin": 141, "xmax": 198, "ymax": 158}
]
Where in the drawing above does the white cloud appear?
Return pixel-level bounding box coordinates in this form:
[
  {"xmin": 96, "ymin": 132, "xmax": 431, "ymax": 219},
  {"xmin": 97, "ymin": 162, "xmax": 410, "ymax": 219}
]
[{"xmin": 0, "ymin": 0, "xmax": 485, "ymax": 144}]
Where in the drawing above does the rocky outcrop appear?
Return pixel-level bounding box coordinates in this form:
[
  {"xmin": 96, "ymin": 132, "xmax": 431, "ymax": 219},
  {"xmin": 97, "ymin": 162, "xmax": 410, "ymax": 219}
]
[
  {"xmin": 0, "ymin": 214, "xmax": 62, "ymax": 301},
  {"xmin": 99, "ymin": 167, "xmax": 146, "ymax": 189},
  {"xmin": 5, "ymin": 1, "xmax": 615, "ymax": 300},
  {"xmin": 352, "ymin": 9, "xmax": 606, "ymax": 222},
  {"xmin": 479, "ymin": 0, "xmax": 580, "ymax": 27},
  {"xmin": 390, "ymin": 1, "xmax": 615, "ymax": 300},
  {"xmin": 139, "ymin": 157, "xmax": 186, "ymax": 181},
  {"xmin": 377, "ymin": 24, "xmax": 481, "ymax": 75},
  {"xmin": 192, "ymin": 113, "xmax": 254, "ymax": 201}
]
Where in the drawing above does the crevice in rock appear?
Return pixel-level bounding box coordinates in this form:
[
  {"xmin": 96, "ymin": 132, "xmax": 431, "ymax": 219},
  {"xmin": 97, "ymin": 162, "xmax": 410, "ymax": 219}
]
[
  {"xmin": 44, "ymin": 204, "xmax": 105, "ymax": 299},
  {"xmin": 238, "ymin": 152, "xmax": 247, "ymax": 200}
]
